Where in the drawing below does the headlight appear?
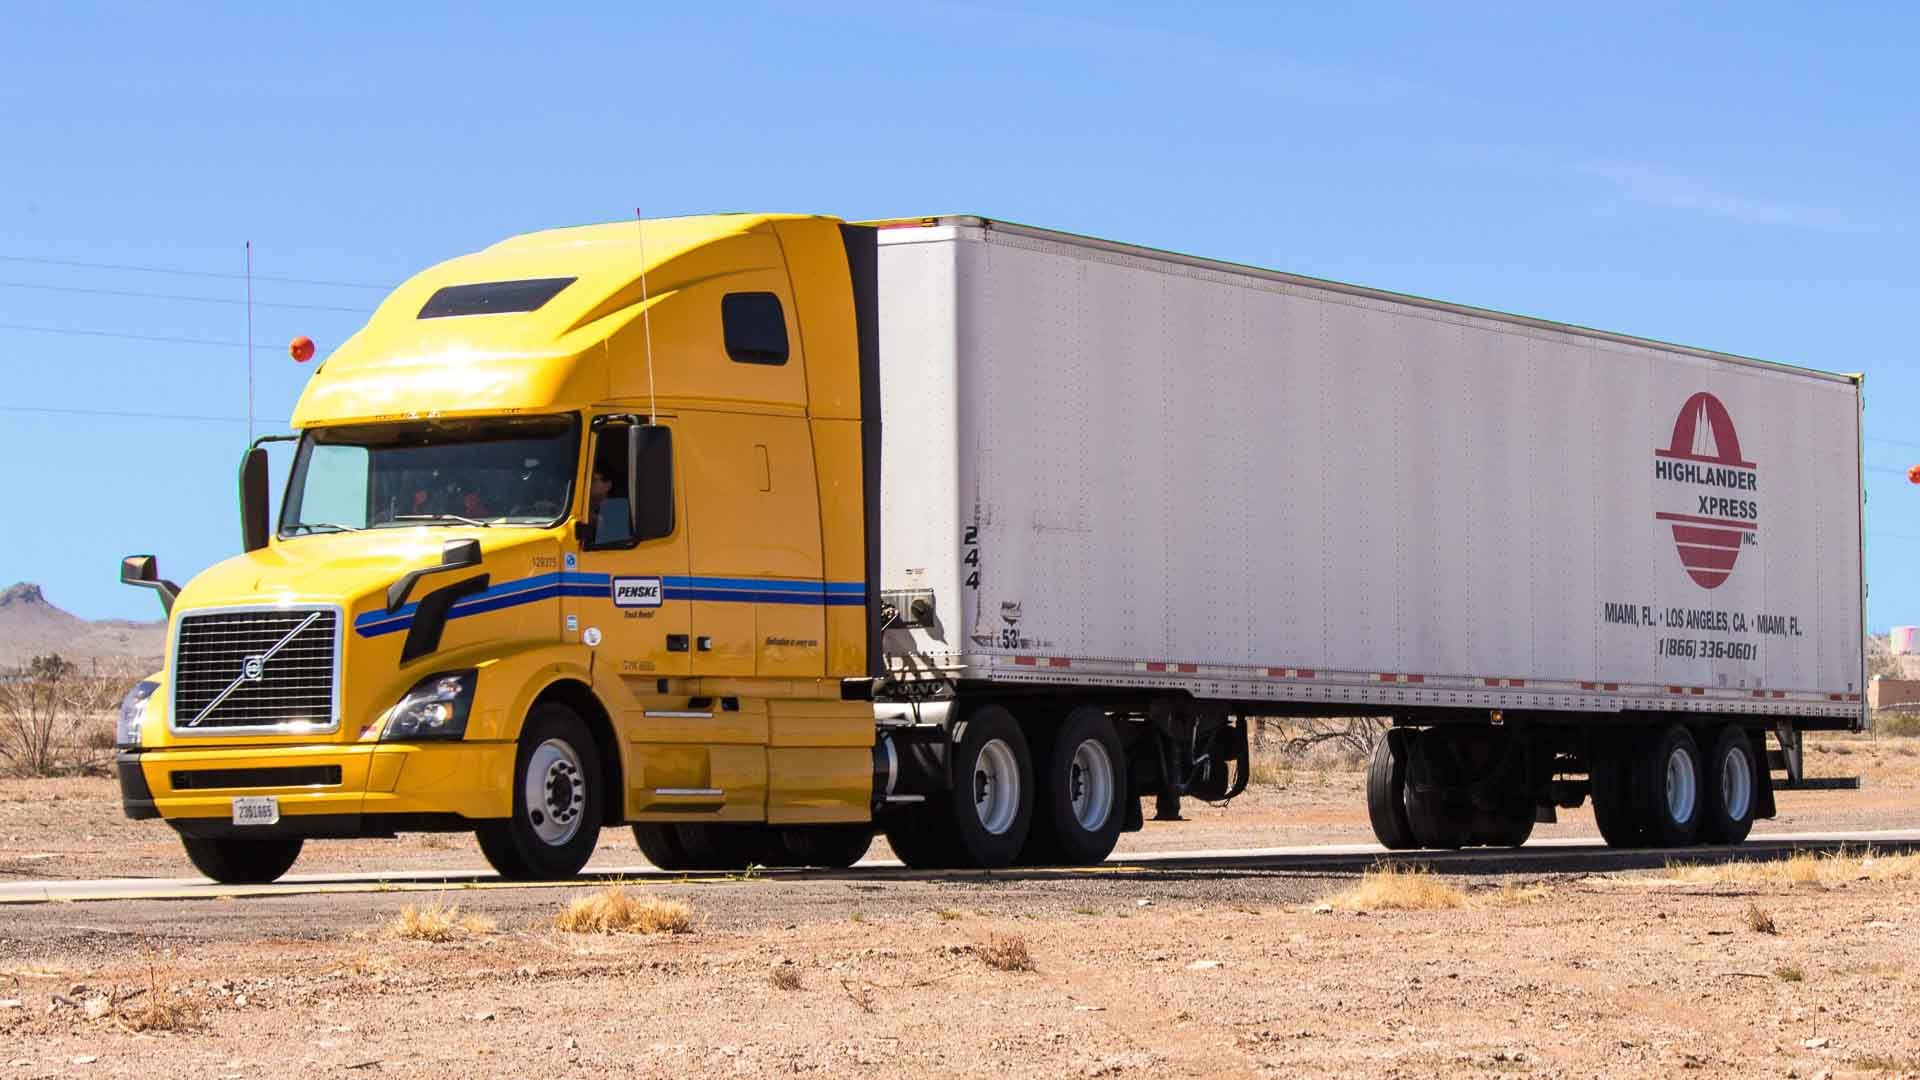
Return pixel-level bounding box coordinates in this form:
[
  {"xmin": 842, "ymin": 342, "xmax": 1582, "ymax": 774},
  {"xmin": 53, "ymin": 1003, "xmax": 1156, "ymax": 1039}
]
[
  {"xmin": 380, "ymin": 670, "xmax": 477, "ymax": 741},
  {"xmin": 117, "ymin": 680, "xmax": 160, "ymax": 748}
]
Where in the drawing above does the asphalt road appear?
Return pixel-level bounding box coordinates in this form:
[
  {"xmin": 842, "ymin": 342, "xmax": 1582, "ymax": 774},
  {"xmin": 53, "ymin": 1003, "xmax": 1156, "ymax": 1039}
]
[{"xmin": 5, "ymin": 827, "xmax": 1916, "ymax": 906}]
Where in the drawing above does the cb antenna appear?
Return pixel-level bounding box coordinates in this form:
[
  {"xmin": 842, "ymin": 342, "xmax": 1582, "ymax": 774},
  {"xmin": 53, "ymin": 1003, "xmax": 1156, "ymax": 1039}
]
[
  {"xmin": 633, "ymin": 209, "xmax": 658, "ymax": 424},
  {"xmin": 245, "ymin": 240, "xmax": 255, "ymax": 441}
]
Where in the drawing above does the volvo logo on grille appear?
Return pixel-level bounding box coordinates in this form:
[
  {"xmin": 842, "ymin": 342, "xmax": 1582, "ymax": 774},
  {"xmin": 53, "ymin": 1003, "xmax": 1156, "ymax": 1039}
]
[{"xmin": 242, "ymin": 655, "xmax": 266, "ymax": 681}]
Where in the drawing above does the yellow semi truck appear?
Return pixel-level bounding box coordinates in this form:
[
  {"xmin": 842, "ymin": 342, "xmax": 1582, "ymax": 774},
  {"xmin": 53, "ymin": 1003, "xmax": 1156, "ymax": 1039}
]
[{"xmin": 116, "ymin": 214, "xmax": 1864, "ymax": 884}]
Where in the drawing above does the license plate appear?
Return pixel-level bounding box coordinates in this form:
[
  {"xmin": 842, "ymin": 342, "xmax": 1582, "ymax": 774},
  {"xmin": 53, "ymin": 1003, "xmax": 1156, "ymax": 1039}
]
[{"xmin": 231, "ymin": 796, "xmax": 280, "ymax": 827}]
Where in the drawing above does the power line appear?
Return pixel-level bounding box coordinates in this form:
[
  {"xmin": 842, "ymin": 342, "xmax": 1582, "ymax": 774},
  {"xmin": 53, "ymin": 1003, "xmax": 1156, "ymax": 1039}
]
[
  {"xmin": 0, "ymin": 404, "xmax": 291, "ymax": 425},
  {"xmin": 0, "ymin": 321, "xmax": 253, "ymax": 348},
  {"xmin": 0, "ymin": 278, "xmax": 371, "ymax": 313},
  {"xmin": 0, "ymin": 252, "xmax": 391, "ymax": 291}
]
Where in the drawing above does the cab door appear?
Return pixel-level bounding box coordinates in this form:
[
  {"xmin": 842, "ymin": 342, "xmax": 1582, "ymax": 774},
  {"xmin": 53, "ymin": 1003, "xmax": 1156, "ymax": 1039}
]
[{"xmin": 565, "ymin": 415, "xmax": 690, "ymax": 680}]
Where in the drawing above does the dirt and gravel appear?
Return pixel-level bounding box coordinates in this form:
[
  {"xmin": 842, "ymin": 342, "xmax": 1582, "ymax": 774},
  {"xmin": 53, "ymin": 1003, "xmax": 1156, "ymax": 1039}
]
[{"xmin": 0, "ymin": 733, "xmax": 1915, "ymax": 1078}]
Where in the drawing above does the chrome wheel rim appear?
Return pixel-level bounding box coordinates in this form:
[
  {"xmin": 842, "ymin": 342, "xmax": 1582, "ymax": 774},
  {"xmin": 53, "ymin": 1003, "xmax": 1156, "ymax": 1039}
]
[
  {"xmin": 526, "ymin": 738, "xmax": 587, "ymax": 846},
  {"xmin": 1068, "ymin": 738, "xmax": 1115, "ymax": 832},
  {"xmin": 1665, "ymin": 745, "xmax": 1698, "ymax": 825},
  {"xmin": 972, "ymin": 738, "xmax": 1021, "ymax": 836},
  {"xmin": 1720, "ymin": 744, "xmax": 1753, "ymax": 823}
]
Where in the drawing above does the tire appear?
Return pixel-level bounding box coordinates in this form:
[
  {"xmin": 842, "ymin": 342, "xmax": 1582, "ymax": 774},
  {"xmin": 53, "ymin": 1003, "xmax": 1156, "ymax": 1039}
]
[
  {"xmin": 475, "ymin": 703, "xmax": 604, "ymax": 880},
  {"xmin": 1405, "ymin": 731, "xmax": 1469, "ymax": 850},
  {"xmin": 1588, "ymin": 730, "xmax": 1644, "ymax": 848},
  {"xmin": 631, "ymin": 823, "xmax": 694, "ymax": 871},
  {"xmin": 943, "ymin": 705, "xmax": 1035, "ymax": 868},
  {"xmin": 779, "ymin": 824, "xmax": 876, "ymax": 868},
  {"xmin": 1698, "ymin": 725, "xmax": 1758, "ymax": 845},
  {"xmin": 1628, "ymin": 724, "xmax": 1704, "ymax": 847},
  {"xmin": 1367, "ymin": 728, "xmax": 1418, "ymax": 850},
  {"xmin": 880, "ymin": 804, "xmax": 960, "ymax": 869},
  {"xmin": 666, "ymin": 824, "xmax": 781, "ymax": 870},
  {"xmin": 180, "ymin": 835, "xmax": 304, "ymax": 884},
  {"xmin": 1022, "ymin": 706, "xmax": 1125, "ymax": 866},
  {"xmin": 1480, "ymin": 802, "xmax": 1536, "ymax": 848}
]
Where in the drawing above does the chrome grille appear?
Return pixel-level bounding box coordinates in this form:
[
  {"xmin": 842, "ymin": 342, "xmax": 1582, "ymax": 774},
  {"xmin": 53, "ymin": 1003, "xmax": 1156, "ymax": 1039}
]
[{"xmin": 171, "ymin": 608, "xmax": 340, "ymax": 733}]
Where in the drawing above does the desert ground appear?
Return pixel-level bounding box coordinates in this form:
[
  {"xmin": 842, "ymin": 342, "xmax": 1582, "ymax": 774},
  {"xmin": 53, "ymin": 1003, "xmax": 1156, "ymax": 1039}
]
[{"xmin": 0, "ymin": 733, "xmax": 1916, "ymax": 1078}]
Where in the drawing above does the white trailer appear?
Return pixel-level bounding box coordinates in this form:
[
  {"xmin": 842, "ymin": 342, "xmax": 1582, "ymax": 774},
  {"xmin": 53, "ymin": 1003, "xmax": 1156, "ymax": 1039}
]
[{"xmin": 864, "ymin": 216, "xmax": 1864, "ymax": 863}]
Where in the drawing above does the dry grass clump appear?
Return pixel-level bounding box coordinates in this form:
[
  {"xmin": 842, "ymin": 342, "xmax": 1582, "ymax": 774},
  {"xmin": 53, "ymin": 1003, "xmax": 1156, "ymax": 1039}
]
[
  {"xmin": 1775, "ymin": 964, "xmax": 1805, "ymax": 983},
  {"xmin": 768, "ymin": 966, "xmax": 803, "ymax": 991},
  {"xmin": 111, "ymin": 955, "xmax": 201, "ymax": 1033},
  {"xmin": 973, "ymin": 934, "xmax": 1036, "ymax": 972},
  {"xmin": 1746, "ymin": 903, "xmax": 1778, "ymax": 935},
  {"xmin": 1664, "ymin": 848, "xmax": 1920, "ymax": 887},
  {"xmin": 1320, "ymin": 863, "xmax": 1468, "ymax": 912},
  {"xmin": 553, "ymin": 885, "xmax": 693, "ymax": 935},
  {"xmin": 1488, "ymin": 880, "xmax": 1552, "ymax": 906},
  {"xmin": 389, "ymin": 900, "xmax": 496, "ymax": 942}
]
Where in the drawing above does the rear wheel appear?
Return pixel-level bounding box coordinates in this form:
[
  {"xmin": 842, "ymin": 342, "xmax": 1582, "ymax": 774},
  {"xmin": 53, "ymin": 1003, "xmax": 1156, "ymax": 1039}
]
[
  {"xmin": 1405, "ymin": 730, "xmax": 1469, "ymax": 850},
  {"xmin": 880, "ymin": 803, "xmax": 960, "ymax": 869},
  {"xmin": 1366, "ymin": 728, "xmax": 1418, "ymax": 850},
  {"xmin": 672, "ymin": 824, "xmax": 781, "ymax": 870},
  {"xmin": 476, "ymin": 703, "xmax": 604, "ymax": 880},
  {"xmin": 941, "ymin": 706, "xmax": 1034, "ymax": 868},
  {"xmin": 180, "ymin": 835, "xmax": 304, "ymax": 885},
  {"xmin": 778, "ymin": 824, "xmax": 875, "ymax": 868},
  {"xmin": 1698, "ymin": 725, "xmax": 1758, "ymax": 845},
  {"xmin": 1588, "ymin": 730, "xmax": 1644, "ymax": 848},
  {"xmin": 1628, "ymin": 724, "xmax": 1703, "ymax": 847},
  {"xmin": 1023, "ymin": 706, "xmax": 1125, "ymax": 866},
  {"xmin": 631, "ymin": 823, "xmax": 694, "ymax": 871}
]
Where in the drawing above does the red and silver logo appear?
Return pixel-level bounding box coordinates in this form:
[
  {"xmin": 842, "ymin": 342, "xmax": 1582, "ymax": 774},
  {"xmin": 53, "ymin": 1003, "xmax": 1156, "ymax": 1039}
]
[{"xmin": 1653, "ymin": 392, "xmax": 1757, "ymax": 590}]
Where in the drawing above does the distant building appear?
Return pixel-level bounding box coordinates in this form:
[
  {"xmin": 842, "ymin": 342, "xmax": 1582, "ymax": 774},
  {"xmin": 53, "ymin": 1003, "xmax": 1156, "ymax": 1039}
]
[
  {"xmin": 1894, "ymin": 626, "xmax": 1919, "ymax": 655},
  {"xmin": 1869, "ymin": 676, "xmax": 1920, "ymax": 711}
]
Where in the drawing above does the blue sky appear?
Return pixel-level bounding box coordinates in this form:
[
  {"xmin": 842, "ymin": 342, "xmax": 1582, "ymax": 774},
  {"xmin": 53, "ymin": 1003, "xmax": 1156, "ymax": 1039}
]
[{"xmin": 3, "ymin": 3, "xmax": 1916, "ymax": 627}]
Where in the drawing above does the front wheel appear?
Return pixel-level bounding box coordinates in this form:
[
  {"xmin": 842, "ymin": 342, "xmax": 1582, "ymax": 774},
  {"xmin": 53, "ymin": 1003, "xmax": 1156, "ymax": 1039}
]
[
  {"xmin": 181, "ymin": 835, "xmax": 304, "ymax": 884},
  {"xmin": 477, "ymin": 703, "xmax": 604, "ymax": 880}
]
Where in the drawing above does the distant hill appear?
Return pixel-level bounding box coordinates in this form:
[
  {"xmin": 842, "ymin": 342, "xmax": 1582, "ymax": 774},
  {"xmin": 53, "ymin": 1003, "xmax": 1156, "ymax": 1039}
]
[{"xmin": 0, "ymin": 583, "xmax": 166, "ymax": 672}]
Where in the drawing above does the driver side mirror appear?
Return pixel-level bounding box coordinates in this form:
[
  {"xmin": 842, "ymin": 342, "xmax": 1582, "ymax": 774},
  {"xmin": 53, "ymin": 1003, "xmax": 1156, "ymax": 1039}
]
[
  {"xmin": 120, "ymin": 555, "xmax": 181, "ymax": 615},
  {"xmin": 629, "ymin": 424, "xmax": 674, "ymax": 542}
]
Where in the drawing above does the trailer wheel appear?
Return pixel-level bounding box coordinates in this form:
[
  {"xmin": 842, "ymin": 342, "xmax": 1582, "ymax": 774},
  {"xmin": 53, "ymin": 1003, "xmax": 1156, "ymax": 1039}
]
[
  {"xmin": 476, "ymin": 703, "xmax": 603, "ymax": 880},
  {"xmin": 631, "ymin": 823, "xmax": 694, "ymax": 871},
  {"xmin": 180, "ymin": 835, "xmax": 304, "ymax": 885},
  {"xmin": 1366, "ymin": 728, "xmax": 1418, "ymax": 850},
  {"xmin": 1628, "ymin": 724, "xmax": 1703, "ymax": 847},
  {"xmin": 1698, "ymin": 726, "xmax": 1758, "ymax": 845},
  {"xmin": 1479, "ymin": 802, "xmax": 1535, "ymax": 848},
  {"xmin": 1022, "ymin": 706, "xmax": 1125, "ymax": 866},
  {"xmin": 942, "ymin": 705, "xmax": 1035, "ymax": 868},
  {"xmin": 1588, "ymin": 731, "xmax": 1644, "ymax": 847},
  {"xmin": 779, "ymin": 824, "xmax": 876, "ymax": 869},
  {"xmin": 1405, "ymin": 731, "xmax": 1469, "ymax": 850}
]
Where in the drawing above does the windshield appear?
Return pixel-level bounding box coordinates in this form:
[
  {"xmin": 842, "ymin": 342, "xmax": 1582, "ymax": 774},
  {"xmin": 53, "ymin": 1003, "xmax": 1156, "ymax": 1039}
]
[{"xmin": 280, "ymin": 415, "xmax": 579, "ymax": 535}]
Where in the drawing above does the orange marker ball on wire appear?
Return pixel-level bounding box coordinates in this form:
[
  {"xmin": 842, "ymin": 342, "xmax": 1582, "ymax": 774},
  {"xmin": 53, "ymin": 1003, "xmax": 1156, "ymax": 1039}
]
[
  {"xmin": 1908, "ymin": 463, "xmax": 1920, "ymax": 485},
  {"xmin": 290, "ymin": 335, "xmax": 316, "ymax": 363}
]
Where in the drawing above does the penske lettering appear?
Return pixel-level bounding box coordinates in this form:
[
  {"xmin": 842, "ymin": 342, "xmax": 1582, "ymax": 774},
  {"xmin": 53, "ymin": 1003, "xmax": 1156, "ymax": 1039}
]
[{"xmin": 612, "ymin": 577, "xmax": 663, "ymax": 608}]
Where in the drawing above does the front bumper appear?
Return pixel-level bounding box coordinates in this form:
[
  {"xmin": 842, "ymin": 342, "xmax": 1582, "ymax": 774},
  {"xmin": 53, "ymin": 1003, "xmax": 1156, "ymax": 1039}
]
[{"xmin": 118, "ymin": 741, "xmax": 515, "ymax": 837}]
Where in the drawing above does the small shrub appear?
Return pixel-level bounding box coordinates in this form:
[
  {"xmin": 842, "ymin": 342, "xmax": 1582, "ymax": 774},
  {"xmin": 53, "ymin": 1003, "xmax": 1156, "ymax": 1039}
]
[
  {"xmin": 1774, "ymin": 964, "xmax": 1805, "ymax": 983},
  {"xmin": 1746, "ymin": 904, "xmax": 1778, "ymax": 935},
  {"xmin": 116, "ymin": 955, "xmax": 201, "ymax": 1032},
  {"xmin": 1320, "ymin": 863, "xmax": 1467, "ymax": 912},
  {"xmin": 768, "ymin": 966, "xmax": 803, "ymax": 991},
  {"xmin": 553, "ymin": 885, "xmax": 692, "ymax": 935},
  {"xmin": 934, "ymin": 909, "xmax": 963, "ymax": 922},
  {"xmin": 973, "ymin": 934, "xmax": 1035, "ymax": 972}
]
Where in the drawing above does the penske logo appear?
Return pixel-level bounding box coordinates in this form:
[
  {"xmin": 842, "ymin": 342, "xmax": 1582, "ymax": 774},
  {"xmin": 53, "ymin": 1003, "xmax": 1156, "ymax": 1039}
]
[
  {"xmin": 1653, "ymin": 392, "xmax": 1756, "ymax": 590},
  {"xmin": 612, "ymin": 577, "xmax": 663, "ymax": 608}
]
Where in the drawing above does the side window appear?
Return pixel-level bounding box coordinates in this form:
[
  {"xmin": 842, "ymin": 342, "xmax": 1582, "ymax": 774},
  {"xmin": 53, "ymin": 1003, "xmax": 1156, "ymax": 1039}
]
[
  {"xmin": 585, "ymin": 430, "xmax": 633, "ymax": 548},
  {"xmin": 721, "ymin": 292, "xmax": 789, "ymax": 365}
]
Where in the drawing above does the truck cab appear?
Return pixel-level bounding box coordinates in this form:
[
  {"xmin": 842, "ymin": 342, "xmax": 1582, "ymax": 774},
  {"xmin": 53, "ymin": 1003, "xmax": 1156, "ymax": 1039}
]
[{"xmin": 116, "ymin": 214, "xmax": 886, "ymax": 882}]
